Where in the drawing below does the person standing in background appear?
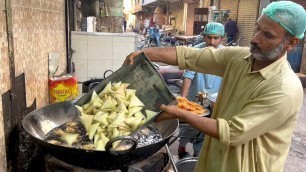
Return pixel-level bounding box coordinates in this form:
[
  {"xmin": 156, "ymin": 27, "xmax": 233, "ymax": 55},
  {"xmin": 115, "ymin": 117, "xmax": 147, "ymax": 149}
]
[
  {"xmin": 178, "ymin": 22, "xmax": 224, "ymax": 159},
  {"xmin": 123, "ymin": 18, "xmax": 127, "ymax": 32},
  {"xmin": 224, "ymin": 17, "xmax": 238, "ymax": 44},
  {"xmin": 149, "ymin": 22, "xmax": 161, "ymax": 47}
]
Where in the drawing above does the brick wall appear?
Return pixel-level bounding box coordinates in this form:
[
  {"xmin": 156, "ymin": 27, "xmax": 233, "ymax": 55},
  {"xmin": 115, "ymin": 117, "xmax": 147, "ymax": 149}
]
[
  {"xmin": 0, "ymin": 0, "xmax": 66, "ymax": 170},
  {"xmin": 10, "ymin": 0, "xmax": 66, "ymax": 108}
]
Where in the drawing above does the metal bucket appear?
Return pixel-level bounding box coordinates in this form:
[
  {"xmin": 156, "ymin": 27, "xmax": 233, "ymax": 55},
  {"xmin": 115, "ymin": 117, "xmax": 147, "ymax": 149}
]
[
  {"xmin": 82, "ymin": 78, "xmax": 103, "ymax": 93},
  {"xmin": 287, "ymin": 44, "xmax": 303, "ymax": 73},
  {"xmin": 175, "ymin": 157, "xmax": 198, "ymax": 172}
]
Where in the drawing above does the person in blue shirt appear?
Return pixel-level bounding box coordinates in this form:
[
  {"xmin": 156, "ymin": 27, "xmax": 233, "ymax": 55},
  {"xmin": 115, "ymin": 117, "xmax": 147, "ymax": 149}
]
[
  {"xmin": 149, "ymin": 22, "xmax": 161, "ymax": 47},
  {"xmin": 178, "ymin": 22, "xmax": 224, "ymax": 159}
]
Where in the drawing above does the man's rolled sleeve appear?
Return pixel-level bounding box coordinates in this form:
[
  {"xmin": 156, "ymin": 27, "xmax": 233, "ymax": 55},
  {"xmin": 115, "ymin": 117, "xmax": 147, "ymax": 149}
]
[
  {"xmin": 217, "ymin": 118, "xmax": 230, "ymax": 146},
  {"xmin": 183, "ymin": 70, "xmax": 195, "ymax": 80},
  {"xmin": 176, "ymin": 46, "xmax": 186, "ymax": 70},
  {"xmin": 176, "ymin": 46, "xmax": 228, "ymax": 76}
]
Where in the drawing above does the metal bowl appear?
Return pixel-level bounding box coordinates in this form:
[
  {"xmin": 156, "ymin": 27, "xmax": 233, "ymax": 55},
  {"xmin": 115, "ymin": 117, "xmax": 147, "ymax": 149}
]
[{"xmin": 175, "ymin": 157, "xmax": 198, "ymax": 172}]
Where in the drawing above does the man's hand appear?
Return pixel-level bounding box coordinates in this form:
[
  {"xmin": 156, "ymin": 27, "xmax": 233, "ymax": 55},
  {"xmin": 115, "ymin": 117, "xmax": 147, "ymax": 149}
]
[
  {"xmin": 124, "ymin": 47, "xmax": 178, "ymax": 66},
  {"xmin": 157, "ymin": 104, "xmax": 219, "ymax": 139},
  {"xmin": 124, "ymin": 50, "xmax": 142, "ymax": 65},
  {"xmin": 156, "ymin": 104, "xmax": 182, "ymax": 122}
]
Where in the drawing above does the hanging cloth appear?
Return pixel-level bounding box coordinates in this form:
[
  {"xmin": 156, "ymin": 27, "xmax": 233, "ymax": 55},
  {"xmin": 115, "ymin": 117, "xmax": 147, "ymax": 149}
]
[{"xmin": 100, "ymin": 2, "xmax": 109, "ymax": 17}]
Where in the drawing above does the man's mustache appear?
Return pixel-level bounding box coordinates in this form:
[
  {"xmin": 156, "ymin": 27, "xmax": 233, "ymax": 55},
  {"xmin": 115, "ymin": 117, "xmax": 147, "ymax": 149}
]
[
  {"xmin": 207, "ymin": 44, "xmax": 217, "ymax": 48},
  {"xmin": 250, "ymin": 43, "xmax": 261, "ymax": 52}
]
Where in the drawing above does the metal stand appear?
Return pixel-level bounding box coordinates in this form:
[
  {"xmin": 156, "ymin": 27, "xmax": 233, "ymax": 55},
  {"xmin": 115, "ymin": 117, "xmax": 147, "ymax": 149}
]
[{"xmin": 165, "ymin": 144, "xmax": 178, "ymax": 172}]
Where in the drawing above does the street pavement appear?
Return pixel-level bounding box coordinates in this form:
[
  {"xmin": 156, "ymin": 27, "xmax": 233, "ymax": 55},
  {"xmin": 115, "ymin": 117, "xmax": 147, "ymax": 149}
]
[
  {"xmin": 168, "ymin": 89, "xmax": 306, "ymax": 172},
  {"xmin": 284, "ymin": 89, "xmax": 306, "ymax": 172}
]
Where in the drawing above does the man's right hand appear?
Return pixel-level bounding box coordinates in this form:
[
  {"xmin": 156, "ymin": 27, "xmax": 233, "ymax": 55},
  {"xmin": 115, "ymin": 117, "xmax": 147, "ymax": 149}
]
[
  {"xmin": 156, "ymin": 104, "xmax": 182, "ymax": 122},
  {"xmin": 124, "ymin": 47, "xmax": 178, "ymax": 66},
  {"xmin": 124, "ymin": 50, "xmax": 142, "ymax": 65}
]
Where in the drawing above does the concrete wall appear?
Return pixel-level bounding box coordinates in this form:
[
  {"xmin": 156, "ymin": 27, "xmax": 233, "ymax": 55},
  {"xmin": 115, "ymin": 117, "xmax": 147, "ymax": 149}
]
[
  {"xmin": 75, "ymin": 0, "xmax": 124, "ymax": 33},
  {"xmin": 71, "ymin": 32, "xmax": 137, "ymax": 93},
  {"xmin": 0, "ymin": 0, "xmax": 66, "ymax": 170},
  {"xmin": 186, "ymin": 2, "xmax": 199, "ymax": 35},
  {"xmin": 169, "ymin": 1, "xmax": 184, "ymax": 30},
  {"xmin": 96, "ymin": 0, "xmax": 124, "ymax": 33}
]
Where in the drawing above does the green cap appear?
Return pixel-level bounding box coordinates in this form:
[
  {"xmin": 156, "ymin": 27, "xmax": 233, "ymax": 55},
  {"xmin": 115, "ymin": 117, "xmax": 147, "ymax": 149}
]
[
  {"xmin": 262, "ymin": 1, "xmax": 306, "ymax": 39},
  {"xmin": 203, "ymin": 22, "xmax": 225, "ymax": 36}
]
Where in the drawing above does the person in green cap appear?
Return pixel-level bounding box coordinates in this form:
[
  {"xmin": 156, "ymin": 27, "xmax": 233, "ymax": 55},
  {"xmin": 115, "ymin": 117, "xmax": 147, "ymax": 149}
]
[
  {"xmin": 178, "ymin": 22, "xmax": 224, "ymax": 159},
  {"xmin": 125, "ymin": 1, "xmax": 306, "ymax": 171}
]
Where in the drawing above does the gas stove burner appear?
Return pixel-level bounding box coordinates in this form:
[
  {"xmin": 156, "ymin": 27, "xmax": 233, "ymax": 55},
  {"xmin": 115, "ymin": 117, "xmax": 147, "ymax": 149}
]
[{"xmin": 134, "ymin": 125, "xmax": 163, "ymax": 147}]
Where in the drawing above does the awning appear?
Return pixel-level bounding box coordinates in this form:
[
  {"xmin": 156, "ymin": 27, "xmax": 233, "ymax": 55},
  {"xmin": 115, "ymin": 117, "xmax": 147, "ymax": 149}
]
[
  {"xmin": 131, "ymin": 9, "xmax": 143, "ymax": 14},
  {"xmin": 142, "ymin": 0, "xmax": 169, "ymax": 8}
]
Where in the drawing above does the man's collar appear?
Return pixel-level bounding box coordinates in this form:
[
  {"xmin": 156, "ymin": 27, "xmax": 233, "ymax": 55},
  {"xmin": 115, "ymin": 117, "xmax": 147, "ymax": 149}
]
[{"xmin": 247, "ymin": 53, "xmax": 287, "ymax": 79}]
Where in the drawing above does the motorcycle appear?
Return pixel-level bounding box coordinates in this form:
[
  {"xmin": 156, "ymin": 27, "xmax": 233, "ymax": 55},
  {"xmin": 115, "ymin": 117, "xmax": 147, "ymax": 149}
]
[
  {"xmin": 227, "ymin": 37, "xmax": 244, "ymax": 46},
  {"xmin": 160, "ymin": 32, "xmax": 177, "ymax": 47},
  {"xmin": 137, "ymin": 35, "xmax": 157, "ymax": 50},
  {"xmin": 153, "ymin": 63, "xmax": 183, "ymax": 96},
  {"xmin": 189, "ymin": 34, "xmax": 204, "ymax": 47}
]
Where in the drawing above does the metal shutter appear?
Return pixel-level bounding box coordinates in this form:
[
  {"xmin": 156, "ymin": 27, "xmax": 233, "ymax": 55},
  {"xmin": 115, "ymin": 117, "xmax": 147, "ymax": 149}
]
[
  {"xmin": 237, "ymin": 0, "xmax": 259, "ymax": 46},
  {"xmin": 220, "ymin": 0, "xmax": 239, "ymax": 20},
  {"xmin": 287, "ymin": 0, "xmax": 306, "ymax": 9}
]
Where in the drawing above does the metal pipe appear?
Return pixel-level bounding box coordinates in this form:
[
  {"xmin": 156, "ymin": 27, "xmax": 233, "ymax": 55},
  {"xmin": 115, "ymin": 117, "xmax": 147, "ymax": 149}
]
[
  {"xmin": 65, "ymin": 0, "xmax": 74, "ymax": 73},
  {"xmin": 165, "ymin": 144, "xmax": 178, "ymax": 172}
]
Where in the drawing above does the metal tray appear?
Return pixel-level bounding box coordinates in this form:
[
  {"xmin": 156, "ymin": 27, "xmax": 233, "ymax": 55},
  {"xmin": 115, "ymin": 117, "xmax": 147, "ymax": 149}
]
[{"xmin": 178, "ymin": 107, "xmax": 211, "ymax": 123}]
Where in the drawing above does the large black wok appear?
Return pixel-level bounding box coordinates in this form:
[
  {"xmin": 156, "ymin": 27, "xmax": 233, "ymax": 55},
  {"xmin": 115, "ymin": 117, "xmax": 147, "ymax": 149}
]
[
  {"xmin": 22, "ymin": 53, "xmax": 179, "ymax": 170},
  {"xmin": 22, "ymin": 101, "xmax": 178, "ymax": 170}
]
